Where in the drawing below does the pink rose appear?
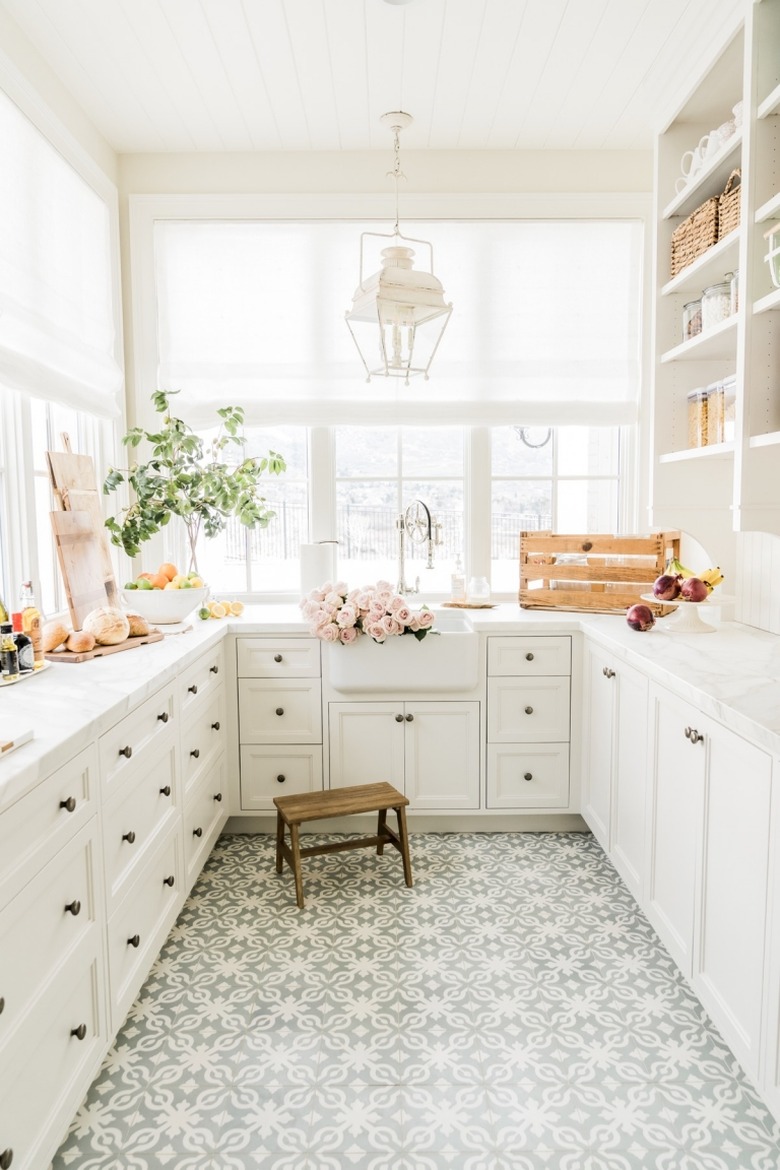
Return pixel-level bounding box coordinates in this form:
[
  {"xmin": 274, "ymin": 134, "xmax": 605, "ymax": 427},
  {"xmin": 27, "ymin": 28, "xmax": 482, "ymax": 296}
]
[
  {"xmin": 336, "ymin": 605, "xmax": 357, "ymax": 628},
  {"xmin": 377, "ymin": 591, "xmax": 393, "ymax": 608},
  {"xmin": 319, "ymin": 622, "xmax": 340, "ymax": 642},
  {"xmin": 366, "ymin": 622, "xmax": 386, "ymax": 642},
  {"xmin": 407, "ymin": 615, "xmax": 421, "ymax": 632},
  {"xmin": 301, "ymin": 600, "xmax": 321, "ymax": 620},
  {"xmin": 334, "ymin": 581, "xmax": 349, "ymax": 596},
  {"xmin": 395, "ymin": 605, "xmax": 412, "ymax": 624},
  {"xmin": 325, "ymin": 591, "xmax": 343, "ymax": 607},
  {"xmin": 339, "ymin": 626, "xmax": 359, "ymax": 644},
  {"xmin": 382, "ymin": 615, "xmax": 402, "ymax": 636},
  {"xmin": 389, "ymin": 595, "xmax": 406, "ymax": 613},
  {"xmin": 375, "ymin": 580, "xmax": 393, "ymax": 593},
  {"xmin": 417, "ymin": 609, "xmax": 435, "ymax": 629}
]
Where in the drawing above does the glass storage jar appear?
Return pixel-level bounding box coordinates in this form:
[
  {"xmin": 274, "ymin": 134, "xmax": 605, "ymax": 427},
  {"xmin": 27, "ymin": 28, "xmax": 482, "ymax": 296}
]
[
  {"xmin": 705, "ymin": 380, "xmax": 725, "ymax": 445},
  {"xmin": 687, "ymin": 389, "xmax": 709, "ymax": 448},
  {"xmin": 701, "ymin": 281, "xmax": 732, "ymax": 331},
  {"xmin": 682, "ymin": 299, "xmax": 702, "ymax": 341},
  {"xmin": 721, "ymin": 374, "xmax": 737, "ymax": 441},
  {"xmin": 727, "ymin": 270, "xmax": 739, "ymax": 314}
]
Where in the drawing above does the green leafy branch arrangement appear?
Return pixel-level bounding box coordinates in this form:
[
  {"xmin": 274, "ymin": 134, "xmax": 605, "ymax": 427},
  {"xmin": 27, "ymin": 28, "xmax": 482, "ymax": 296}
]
[{"xmin": 103, "ymin": 391, "xmax": 286, "ymax": 573}]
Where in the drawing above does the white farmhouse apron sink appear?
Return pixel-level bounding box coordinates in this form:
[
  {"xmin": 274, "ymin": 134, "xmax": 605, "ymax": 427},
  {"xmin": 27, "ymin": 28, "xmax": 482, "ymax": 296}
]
[{"xmin": 325, "ymin": 620, "xmax": 478, "ymax": 693}]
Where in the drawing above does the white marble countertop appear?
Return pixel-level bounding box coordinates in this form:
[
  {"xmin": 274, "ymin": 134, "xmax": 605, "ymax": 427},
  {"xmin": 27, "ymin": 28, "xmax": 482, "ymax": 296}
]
[{"xmin": 2, "ymin": 601, "xmax": 779, "ymax": 809}]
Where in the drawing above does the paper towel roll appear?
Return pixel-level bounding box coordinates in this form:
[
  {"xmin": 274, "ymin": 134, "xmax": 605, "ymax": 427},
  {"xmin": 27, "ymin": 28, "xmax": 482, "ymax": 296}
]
[{"xmin": 300, "ymin": 543, "xmax": 338, "ymax": 596}]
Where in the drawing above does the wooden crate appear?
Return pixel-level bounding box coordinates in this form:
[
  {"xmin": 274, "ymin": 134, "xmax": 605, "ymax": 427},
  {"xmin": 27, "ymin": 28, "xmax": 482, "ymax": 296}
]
[{"xmin": 519, "ymin": 530, "xmax": 681, "ymax": 614}]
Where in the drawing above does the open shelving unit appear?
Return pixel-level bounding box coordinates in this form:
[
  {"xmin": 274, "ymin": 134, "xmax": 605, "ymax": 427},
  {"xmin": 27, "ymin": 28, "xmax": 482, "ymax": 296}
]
[{"xmin": 650, "ymin": 0, "xmax": 780, "ymax": 573}]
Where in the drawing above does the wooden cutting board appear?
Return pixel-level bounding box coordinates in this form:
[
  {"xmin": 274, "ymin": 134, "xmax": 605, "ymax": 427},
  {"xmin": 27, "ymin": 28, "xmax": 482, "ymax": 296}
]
[
  {"xmin": 45, "ymin": 629, "xmax": 163, "ymax": 664},
  {"xmin": 47, "ymin": 438, "xmax": 119, "ymax": 610},
  {"xmin": 50, "ymin": 511, "xmax": 119, "ymax": 630}
]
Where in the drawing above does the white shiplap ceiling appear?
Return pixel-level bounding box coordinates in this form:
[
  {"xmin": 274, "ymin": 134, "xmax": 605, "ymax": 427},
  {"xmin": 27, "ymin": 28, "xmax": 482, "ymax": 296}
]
[{"xmin": 0, "ymin": 0, "xmax": 745, "ymax": 154}]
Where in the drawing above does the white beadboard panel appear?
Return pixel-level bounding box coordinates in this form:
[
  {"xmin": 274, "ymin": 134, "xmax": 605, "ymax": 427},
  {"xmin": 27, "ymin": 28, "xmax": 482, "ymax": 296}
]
[
  {"xmin": 0, "ymin": 0, "xmax": 745, "ymax": 154},
  {"xmin": 736, "ymin": 531, "xmax": 780, "ymax": 635}
]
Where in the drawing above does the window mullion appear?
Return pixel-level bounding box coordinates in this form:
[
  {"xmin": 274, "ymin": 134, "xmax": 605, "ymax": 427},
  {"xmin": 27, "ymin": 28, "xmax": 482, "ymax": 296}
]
[{"xmin": 467, "ymin": 427, "xmax": 491, "ymax": 582}]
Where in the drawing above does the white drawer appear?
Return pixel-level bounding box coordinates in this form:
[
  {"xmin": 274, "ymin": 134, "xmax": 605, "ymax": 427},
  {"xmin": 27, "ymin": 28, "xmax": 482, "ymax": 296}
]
[
  {"xmin": 0, "ymin": 744, "xmax": 97, "ymax": 904},
  {"xmin": 237, "ymin": 637, "xmax": 321, "ymax": 678},
  {"xmin": 179, "ymin": 644, "xmax": 225, "ymax": 717},
  {"xmin": 0, "ymin": 946, "xmax": 104, "ymax": 1170},
  {"xmin": 99, "ymin": 684, "xmax": 175, "ymax": 796},
  {"xmin": 0, "ymin": 821, "xmax": 100, "ymax": 1054},
  {"xmin": 488, "ymin": 677, "xmax": 570, "ymax": 742},
  {"xmin": 487, "ymin": 635, "xmax": 571, "ymax": 677},
  {"xmin": 487, "ymin": 743, "xmax": 570, "ymax": 808},
  {"xmin": 181, "ymin": 690, "xmax": 226, "ymax": 793},
  {"xmin": 240, "ymin": 745, "xmax": 323, "ymax": 809},
  {"xmin": 107, "ymin": 828, "xmax": 180, "ymax": 1026},
  {"xmin": 102, "ymin": 746, "xmax": 178, "ymax": 909},
  {"xmin": 184, "ymin": 757, "xmax": 227, "ymax": 885},
  {"xmin": 238, "ymin": 678, "xmax": 322, "ymax": 743}
]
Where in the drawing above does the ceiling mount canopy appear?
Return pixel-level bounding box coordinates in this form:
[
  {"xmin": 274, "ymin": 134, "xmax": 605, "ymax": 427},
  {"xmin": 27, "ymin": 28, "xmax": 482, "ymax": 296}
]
[{"xmin": 345, "ymin": 111, "xmax": 453, "ymax": 386}]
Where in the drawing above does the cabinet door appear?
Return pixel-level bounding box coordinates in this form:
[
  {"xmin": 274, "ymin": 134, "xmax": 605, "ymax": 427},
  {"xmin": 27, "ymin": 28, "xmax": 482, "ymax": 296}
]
[
  {"xmin": 328, "ymin": 703, "xmax": 404, "ymax": 791},
  {"xmin": 612, "ymin": 661, "xmax": 649, "ymax": 902},
  {"xmin": 694, "ymin": 724, "xmax": 771, "ymax": 1080},
  {"xmin": 581, "ymin": 642, "xmax": 616, "ymax": 851},
  {"xmin": 646, "ymin": 686, "xmax": 705, "ymax": 978},
  {"xmin": 404, "ymin": 702, "xmax": 480, "ymax": 810}
]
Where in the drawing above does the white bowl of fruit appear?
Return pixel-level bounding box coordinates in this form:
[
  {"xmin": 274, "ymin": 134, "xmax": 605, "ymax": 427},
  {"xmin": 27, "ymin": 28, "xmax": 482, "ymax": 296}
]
[{"xmin": 122, "ymin": 564, "xmax": 208, "ymax": 625}]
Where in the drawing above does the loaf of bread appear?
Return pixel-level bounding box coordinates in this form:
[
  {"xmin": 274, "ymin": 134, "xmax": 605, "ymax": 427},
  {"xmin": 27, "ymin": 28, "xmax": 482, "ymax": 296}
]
[{"xmin": 126, "ymin": 612, "xmax": 150, "ymax": 637}]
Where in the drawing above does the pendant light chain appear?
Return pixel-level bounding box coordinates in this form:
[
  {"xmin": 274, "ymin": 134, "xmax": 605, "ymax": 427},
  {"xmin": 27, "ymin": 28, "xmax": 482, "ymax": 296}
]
[{"xmin": 386, "ymin": 123, "xmax": 406, "ymax": 237}]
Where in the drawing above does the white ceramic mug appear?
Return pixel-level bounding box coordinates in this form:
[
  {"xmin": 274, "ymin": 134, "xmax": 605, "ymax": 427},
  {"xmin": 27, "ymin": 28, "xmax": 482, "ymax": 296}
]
[
  {"xmin": 702, "ymin": 129, "xmax": 723, "ymax": 159},
  {"xmin": 680, "ymin": 141, "xmax": 705, "ymax": 178}
]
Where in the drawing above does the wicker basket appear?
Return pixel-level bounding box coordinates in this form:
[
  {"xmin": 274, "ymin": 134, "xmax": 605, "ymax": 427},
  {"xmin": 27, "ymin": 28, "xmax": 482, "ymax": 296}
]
[
  {"xmin": 718, "ymin": 169, "xmax": 741, "ymax": 240},
  {"xmin": 670, "ymin": 197, "xmax": 719, "ymax": 278}
]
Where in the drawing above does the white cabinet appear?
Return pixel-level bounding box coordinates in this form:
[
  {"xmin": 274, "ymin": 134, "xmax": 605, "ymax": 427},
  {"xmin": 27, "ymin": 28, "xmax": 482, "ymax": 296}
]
[
  {"xmin": 179, "ymin": 646, "xmax": 228, "ymax": 888},
  {"xmin": 581, "ymin": 642, "xmax": 648, "ymax": 900},
  {"xmin": 237, "ymin": 637, "xmax": 323, "ymax": 809},
  {"xmin": 0, "ymin": 746, "xmax": 106, "ymax": 1170},
  {"xmin": 646, "ymin": 682, "xmax": 772, "ymax": 1081},
  {"xmin": 486, "ymin": 636, "xmax": 571, "ymax": 809},
  {"xmin": 328, "ymin": 701, "xmax": 480, "ymax": 810}
]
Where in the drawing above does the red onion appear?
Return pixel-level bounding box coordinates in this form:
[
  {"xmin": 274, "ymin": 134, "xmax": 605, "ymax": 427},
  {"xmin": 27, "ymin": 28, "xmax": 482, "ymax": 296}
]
[
  {"xmin": 652, "ymin": 573, "xmax": 682, "ymax": 601},
  {"xmin": 680, "ymin": 577, "xmax": 708, "ymax": 603},
  {"xmin": 626, "ymin": 603, "xmax": 656, "ymax": 632}
]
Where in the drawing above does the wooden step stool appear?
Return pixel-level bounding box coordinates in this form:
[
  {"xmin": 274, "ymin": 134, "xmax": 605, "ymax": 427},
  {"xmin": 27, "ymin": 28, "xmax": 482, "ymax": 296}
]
[{"xmin": 273, "ymin": 782, "xmax": 413, "ymax": 908}]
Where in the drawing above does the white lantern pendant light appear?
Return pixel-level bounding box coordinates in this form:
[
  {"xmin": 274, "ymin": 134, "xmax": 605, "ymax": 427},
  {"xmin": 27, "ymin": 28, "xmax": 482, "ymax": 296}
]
[{"xmin": 345, "ymin": 112, "xmax": 453, "ymax": 385}]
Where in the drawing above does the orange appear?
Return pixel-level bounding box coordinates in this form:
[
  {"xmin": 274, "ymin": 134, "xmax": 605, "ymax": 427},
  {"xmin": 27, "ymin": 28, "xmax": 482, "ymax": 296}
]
[
  {"xmin": 146, "ymin": 571, "xmax": 169, "ymax": 590},
  {"xmin": 158, "ymin": 562, "xmax": 178, "ymax": 581},
  {"xmin": 137, "ymin": 572, "xmax": 154, "ymax": 582}
]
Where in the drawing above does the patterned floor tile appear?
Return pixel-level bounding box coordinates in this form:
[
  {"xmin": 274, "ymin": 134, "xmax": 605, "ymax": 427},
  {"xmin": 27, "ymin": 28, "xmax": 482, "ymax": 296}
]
[{"xmin": 51, "ymin": 833, "xmax": 780, "ymax": 1170}]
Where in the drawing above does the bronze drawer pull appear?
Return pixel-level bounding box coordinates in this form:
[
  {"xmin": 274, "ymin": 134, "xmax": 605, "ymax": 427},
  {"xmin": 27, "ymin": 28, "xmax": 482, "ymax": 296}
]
[
  {"xmin": 603, "ymin": 666, "xmax": 615, "ymax": 679},
  {"xmin": 193, "ymin": 826, "xmax": 203, "ymax": 838},
  {"xmin": 163, "ymin": 875, "xmax": 175, "ymax": 887},
  {"xmin": 275, "ymin": 707, "xmax": 284, "ymax": 716},
  {"xmin": 405, "ymin": 713, "xmax": 414, "ymax": 722},
  {"xmin": 118, "ymin": 745, "xmax": 133, "ymax": 759},
  {"xmin": 60, "ymin": 797, "xmax": 76, "ymax": 813},
  {"xmin": 210, "ymin": 665, "xmax": 219, "ymax": 674},
  {"xmin": 211, "ymin": 721, "xmax": 220, "ymax": 731},
  {"xmin": 274, "ymin": 654, "xmax": 283, "ymax": 663},
  {"xmin": 190, "ymin": 748, "xmax": 200, "ymax": 759},
  {"xmin": 213, "ymin": 792, "xmax": 223, "ymax": 802},
  {"xmin": 525, "ymin": 652, "xmax": 534, "ymax": 661},
  {"xmin": 524, "ymin": 706, "xmax": 534, "ymax": 715},
  {"xmin": 277, "ymin": 774, "xmax": 286, "ymax": 783},
  {"xmin": 159, "ymin": 785, "xmax": 171, "ymax": 797},
  {"xmin": 395, "ymin": 713, "xmax": 404, "ymax": 722},
  {"xmin": 157, "ymin": 711, "xmax": 169, "ymax": 723},
  {"xmin": 127, "ymin": 934, "xmax": 140, "ymax": 948},
  {"xmin": 524, "ymin": 772, "xmax": 533, "ymax": 781},
  {"xmin": 70, "ymin": 1024, "xmax": 87, "ymax": 1041},
  {"xmin": 65, "ymin": 900, "xmax": 81, "ymax": 916},
  {"xmin": 188, "ymin": 684, "xmax": 198, "ymax": 695},
  {"xmin": 0, "ymin": 997, "xmax": 4, "ymax": 1015},
  {"xmin": 122, "ymin": 831, "xmax": 136, "ymax": 844},
  {"xmin": 0, "ymin": 1148, "xmax": 13, "ymax": 1168}
]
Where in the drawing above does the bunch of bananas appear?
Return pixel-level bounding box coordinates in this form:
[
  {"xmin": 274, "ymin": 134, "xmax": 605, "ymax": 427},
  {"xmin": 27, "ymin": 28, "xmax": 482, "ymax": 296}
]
[{"xmin": 666, "ymin": 557, "xmax": 724, "ymax": 592}]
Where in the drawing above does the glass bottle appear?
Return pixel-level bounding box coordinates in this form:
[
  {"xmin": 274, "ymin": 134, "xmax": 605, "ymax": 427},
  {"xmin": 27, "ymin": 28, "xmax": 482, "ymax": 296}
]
[
  {"xmin": 19, "ymin": 581, "xmax": 44, "ymax": 669},
  {"xmin": 11, "ymin": 612, "xmax": 33, "ymax": 674},
  {"xmin": 450, "ymin": 556, "xmax": 466, "ymax": 602},
  {"xmin": 0, "ymin": 622, "xmax": 19, "ymax": 682}
]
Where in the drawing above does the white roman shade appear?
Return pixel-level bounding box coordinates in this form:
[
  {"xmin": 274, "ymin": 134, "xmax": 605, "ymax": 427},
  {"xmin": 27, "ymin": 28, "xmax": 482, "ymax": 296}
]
[
  {"xmin": 154, "ymin": 217, "xmax": 642, "ymax": 428},
  {"xmin": 0, "ymin": 89, "xmax": 123, "ymax": 416}
]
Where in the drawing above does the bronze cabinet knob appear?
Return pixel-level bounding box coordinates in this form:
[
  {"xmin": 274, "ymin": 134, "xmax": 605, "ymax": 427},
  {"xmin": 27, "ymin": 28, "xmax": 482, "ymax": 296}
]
[
  {"xmin": 60, "ymin": 797, "xmax": 76, "ymax": 812},
  {"xmin": 71, "ymin": 1023, "xmax": 87, "ymax": 1041}
]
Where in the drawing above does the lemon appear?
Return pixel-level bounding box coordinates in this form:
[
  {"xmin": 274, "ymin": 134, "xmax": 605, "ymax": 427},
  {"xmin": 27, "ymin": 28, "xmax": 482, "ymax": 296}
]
[
  {"xmin": 189, "ymin": 575, "xmax": 204, "ymax": 588},
  {"xmin": 163, "ymin": 581, "xmax": 178, "ymax": 590},
  {"xmin": 197, "ymin": 607, "xmax": 211, "ymax": 621},
  {"xmin": 209, "ymin": 602, "xmax": 227, "ymax": 619},
  {"xmin": 230, "ymin": 600, "xmax": 244, "ymax": 616}
]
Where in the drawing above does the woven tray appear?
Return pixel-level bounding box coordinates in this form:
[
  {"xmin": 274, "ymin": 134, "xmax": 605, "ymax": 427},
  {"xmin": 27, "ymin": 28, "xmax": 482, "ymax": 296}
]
[
  {"xmin": 718, "ymin": 169, "xmax": 741, "ymax": 239},
  {"xmin": 670, "ymin": 197, "xmax": 718, "ymax": 278},
  {"xmin": 519, "ymin": 530, "xmax": 680, "ymax": 614}
]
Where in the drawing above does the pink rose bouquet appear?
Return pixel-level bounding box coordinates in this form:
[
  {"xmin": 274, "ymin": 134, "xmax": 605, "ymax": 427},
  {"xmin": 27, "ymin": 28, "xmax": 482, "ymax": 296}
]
[{"xmin": 300, "ymin": 580, "xmax": 436, "ymax": 645}]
